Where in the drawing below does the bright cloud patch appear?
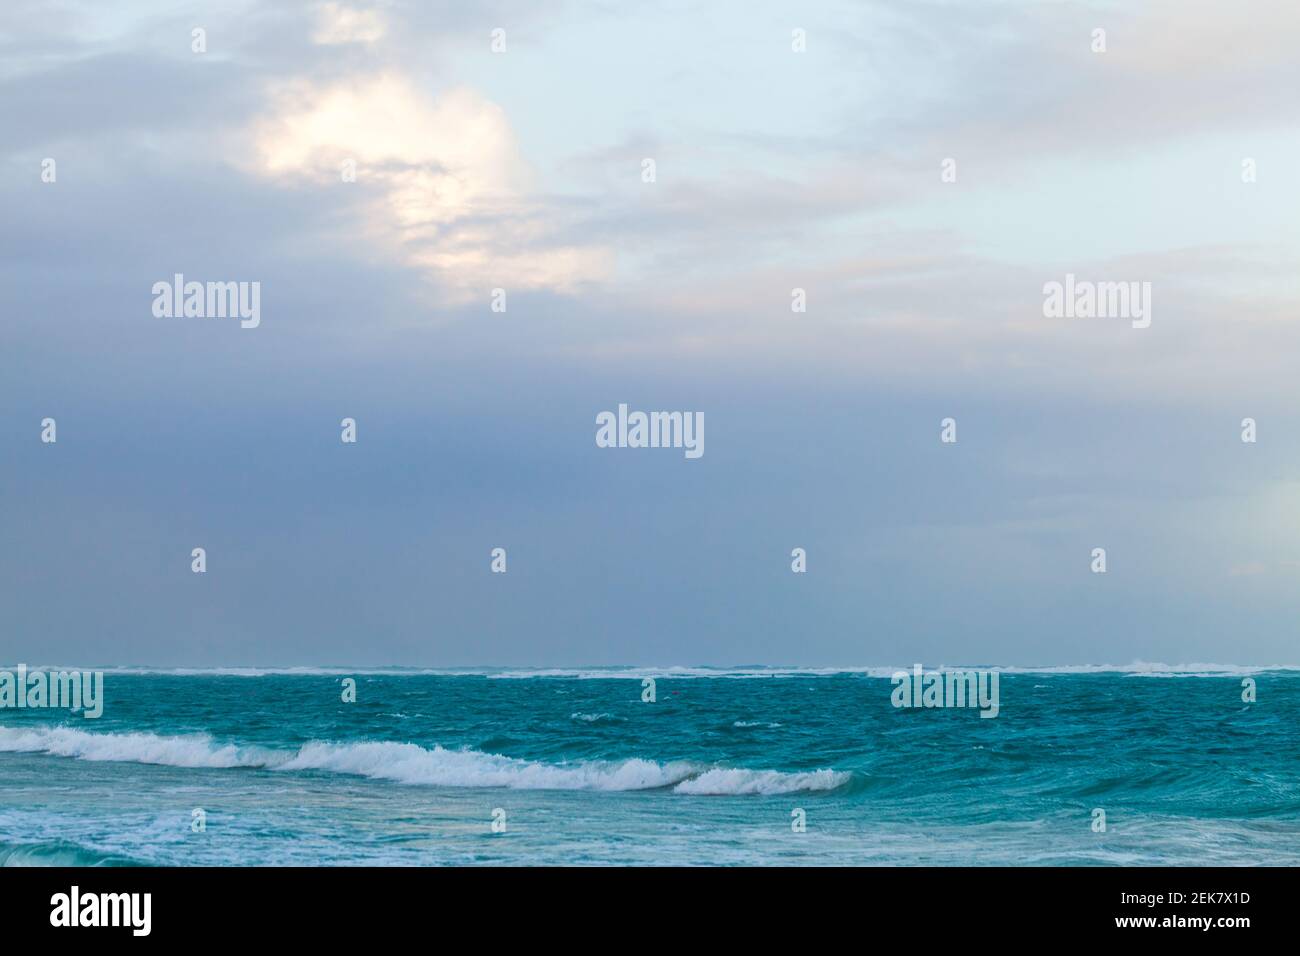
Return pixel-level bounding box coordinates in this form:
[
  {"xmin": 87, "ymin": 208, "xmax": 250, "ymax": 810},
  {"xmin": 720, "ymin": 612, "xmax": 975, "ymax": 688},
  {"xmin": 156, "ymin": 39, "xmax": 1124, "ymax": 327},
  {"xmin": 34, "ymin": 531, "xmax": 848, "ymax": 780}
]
[
  {"xmin": 312, "ymin": 3, "xmax": 386, "ymax": 46},
  {"xmin": 249, "ymin": 74, "xmax": 610, "ymax": 297}
]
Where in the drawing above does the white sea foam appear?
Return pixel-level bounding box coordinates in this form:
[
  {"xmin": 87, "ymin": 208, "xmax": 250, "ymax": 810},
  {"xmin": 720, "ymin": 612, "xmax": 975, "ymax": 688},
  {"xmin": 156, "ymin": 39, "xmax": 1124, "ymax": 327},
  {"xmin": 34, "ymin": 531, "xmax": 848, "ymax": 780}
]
[
  {"xmin": 672, "ymin": 768, "xmax": 848, "ymax": 795},
  {"xmin": 0, "ymin": 725, "xmax": 281, "ymax": 769},
  {"xmin": 995, "ymin": 661, "xmax": 1290, "ymax": 677},
  {"xmin": 0, "ymin": 724, "xmax": 848, "ymax": 795},
  {"xmin": 284, "ymin": 742, "xmax": 850, "ymax": 793},
  {"xmin": 278, "ymin": 741, "xmax": 698, "ymax": 790},
  {"xmin": 487, "ymin": 666, "xmax": 885, "ymax": 680},
  {"xmin": 10, "ymin": 661, "xmax": 1296, "ymax": 679}
]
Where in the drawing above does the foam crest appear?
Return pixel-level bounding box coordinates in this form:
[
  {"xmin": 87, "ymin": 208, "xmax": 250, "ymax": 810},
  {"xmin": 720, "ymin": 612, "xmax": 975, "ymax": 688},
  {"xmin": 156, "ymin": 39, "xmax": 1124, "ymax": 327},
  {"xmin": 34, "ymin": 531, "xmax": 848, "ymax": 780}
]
[
  {"xmin": 672, "ymin": 767, "xmax": 849, "ymax": 795},
  {"xmin": 0, "ymin": 724, "xmax": 849, "ymax": 795},
  {"xmin": 0, "ymin": 725, "xmax": 279, "ymax": 769},
  {"xmin": 277, "ymin": 740, "xmax": 698, "ymax": 790}
]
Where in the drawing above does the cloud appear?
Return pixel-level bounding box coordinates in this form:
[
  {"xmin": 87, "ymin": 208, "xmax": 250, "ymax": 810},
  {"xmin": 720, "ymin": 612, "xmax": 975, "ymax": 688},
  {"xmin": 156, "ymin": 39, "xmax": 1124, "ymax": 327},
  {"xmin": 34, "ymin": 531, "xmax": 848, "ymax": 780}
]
[
  {"xmin": 247, "ymin": 72, "xmax": 612, "ymax": 297},
  {"xmin": 312, "ymin": 2, "xmax": 386, "ymax": 46}
]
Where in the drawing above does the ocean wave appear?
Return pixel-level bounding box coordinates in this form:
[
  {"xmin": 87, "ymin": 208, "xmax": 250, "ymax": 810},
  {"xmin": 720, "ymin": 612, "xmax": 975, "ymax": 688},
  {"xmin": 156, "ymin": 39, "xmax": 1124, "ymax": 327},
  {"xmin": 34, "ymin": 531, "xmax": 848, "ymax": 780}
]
[
  {"xmin": 570, "ymin": 712, "xmax": 621, "ymax": 723},
  {"xmin": 484, "ymin": 663, "xmax": 1299, "ymax": 680},
  {"xmin": 0, "ymin": 725, "xmax": 849, "ymax": 795},
  {"xmin": 485, "ymin": 666, "xmax": 892, "ymax": 680},
  {"xmin": 284, "ymin": 742, "xmax": 850, "ymax": 794},
  {"xmin": 0, "ymin": 725, "xmax": 283, "ymax": 769},
  {"xmin": 672, "ymin": 768, "xmax": 848, "ymax": 796},
  {"xmin": 0, "ymin": 839, "xmax": 136, "ymax": 867},
  {"xmin": 9, "ymin": 664, "xmax": 893, "ymax": 679},
  {"xmin": 1000, "ymin": 661, "xmax": 1292, "ymax": 677},
  {"xmin": 9, "ymin": 661, "xmax": 1297, "ymax": 679},
  {"xmin": 279, "ymin": 741, "xmax": 698, "ymax": 790}
]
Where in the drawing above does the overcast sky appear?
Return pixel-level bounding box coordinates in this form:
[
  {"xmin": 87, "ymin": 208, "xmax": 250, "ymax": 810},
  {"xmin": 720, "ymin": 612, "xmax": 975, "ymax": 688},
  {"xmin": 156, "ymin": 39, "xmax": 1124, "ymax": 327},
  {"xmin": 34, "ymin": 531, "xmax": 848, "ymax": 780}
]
[{"xmin": 2, "ymin": 0, "xmax": 1299, "ymax": 668}]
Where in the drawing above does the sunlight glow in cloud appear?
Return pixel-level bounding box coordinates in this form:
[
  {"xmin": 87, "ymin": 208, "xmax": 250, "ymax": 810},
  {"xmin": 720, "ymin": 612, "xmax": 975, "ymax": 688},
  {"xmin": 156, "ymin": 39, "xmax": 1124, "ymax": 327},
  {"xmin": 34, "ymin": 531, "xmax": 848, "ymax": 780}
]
[{"xmin": 250, "ymin": 73, "xmax": 611, "ymax": 297}]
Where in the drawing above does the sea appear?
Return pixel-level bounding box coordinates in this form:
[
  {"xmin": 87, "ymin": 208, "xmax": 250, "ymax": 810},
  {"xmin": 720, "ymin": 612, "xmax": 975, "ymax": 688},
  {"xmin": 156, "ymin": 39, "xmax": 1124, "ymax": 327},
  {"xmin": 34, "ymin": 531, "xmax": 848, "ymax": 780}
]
[{"xmin": 1, "ymin": 664, "xmax": 1297, "ymax": 866}]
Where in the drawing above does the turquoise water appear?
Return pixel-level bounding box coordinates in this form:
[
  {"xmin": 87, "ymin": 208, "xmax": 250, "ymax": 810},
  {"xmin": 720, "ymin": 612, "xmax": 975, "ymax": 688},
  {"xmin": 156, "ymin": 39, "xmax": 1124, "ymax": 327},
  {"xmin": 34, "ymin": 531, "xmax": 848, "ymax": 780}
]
[{"xmin": 1, "ymin": 666, "xmax": 1297, "ymax": 866}]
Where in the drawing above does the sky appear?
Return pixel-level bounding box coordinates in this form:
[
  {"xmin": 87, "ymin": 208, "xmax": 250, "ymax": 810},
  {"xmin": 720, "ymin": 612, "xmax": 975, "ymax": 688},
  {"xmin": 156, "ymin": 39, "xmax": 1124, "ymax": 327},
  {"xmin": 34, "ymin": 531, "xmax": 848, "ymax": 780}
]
[{"xmin": 2, "ymin": 0, "xmax": 1298, "ymax": 668}]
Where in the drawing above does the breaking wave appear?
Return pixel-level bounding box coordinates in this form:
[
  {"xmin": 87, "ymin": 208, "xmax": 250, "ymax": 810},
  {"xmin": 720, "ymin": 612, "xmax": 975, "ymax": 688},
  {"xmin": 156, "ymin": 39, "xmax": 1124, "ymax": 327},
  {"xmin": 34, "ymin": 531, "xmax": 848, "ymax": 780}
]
[
  {"xmin": 0, "ymin": 725, "xmax": 848, "ymax": 795},
  {"xmin": 0, "ymin": 839, "xmax": 136, "ymax": 867},
  {"xmin": 0, "ymin": 725, "xmax": 281, "ymax": 769}
]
